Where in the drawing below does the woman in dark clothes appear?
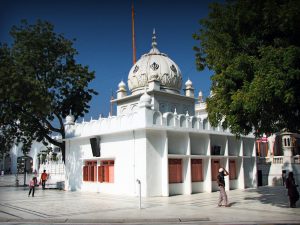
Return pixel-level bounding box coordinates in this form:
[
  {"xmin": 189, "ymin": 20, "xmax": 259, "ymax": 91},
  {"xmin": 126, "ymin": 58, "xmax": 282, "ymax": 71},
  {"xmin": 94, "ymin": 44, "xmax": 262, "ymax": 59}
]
[{"xmin": 286, "ymin": 172, "xmax": 299, "ymax": 208}]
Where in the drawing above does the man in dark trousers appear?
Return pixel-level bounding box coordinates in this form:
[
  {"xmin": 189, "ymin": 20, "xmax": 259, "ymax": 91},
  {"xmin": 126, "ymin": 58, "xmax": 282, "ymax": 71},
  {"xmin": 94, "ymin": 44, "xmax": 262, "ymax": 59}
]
[
  {"xmin": 217, "ymin": 167, "xmax": 229, "ymax": 207},
  {"xmin": 40, "ymin": 170, "xmax": 48, "ymax": 190}
]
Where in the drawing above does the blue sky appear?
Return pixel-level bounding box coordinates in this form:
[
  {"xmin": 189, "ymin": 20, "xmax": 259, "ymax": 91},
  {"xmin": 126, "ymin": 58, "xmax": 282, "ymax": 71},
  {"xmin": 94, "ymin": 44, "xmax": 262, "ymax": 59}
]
[{"xmin": 1, "ymin": 0, "xmax": 214, "ymax": 121}]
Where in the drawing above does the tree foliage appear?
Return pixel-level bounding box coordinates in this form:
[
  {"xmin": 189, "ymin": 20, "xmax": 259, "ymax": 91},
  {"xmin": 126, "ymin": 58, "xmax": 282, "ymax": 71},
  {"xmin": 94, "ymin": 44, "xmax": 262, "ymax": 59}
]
[
  {"xmin": 0, "ymin": 20, "xmax": 97, "ymax": 157},
  {"xmin": 193, "ymin": 0, "xmax": 300, "ymax": 136}
]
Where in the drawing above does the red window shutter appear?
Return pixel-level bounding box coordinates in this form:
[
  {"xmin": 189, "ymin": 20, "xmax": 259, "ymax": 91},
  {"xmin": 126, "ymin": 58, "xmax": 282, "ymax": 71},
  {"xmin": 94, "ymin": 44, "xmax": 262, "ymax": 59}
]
[
  {"xmin": 168, "ymin": 159, "xmax": 177, "ymax": 183},
  {"xmin": 83, "ymin": 161, "xmax": 97, "ymax": 182},
  {"xmin": 98, "ymin": 160, "xmax": 115, "ymax": 183},
  {"xmin": 177, "ymin": 160, "xmax": 182, "ymax": 183},
  {"xmin": 83, "ymin": 166, "xmax": 88, "ymax": 181},
  {"xmin": 98, "ymin": 166, "xmax": 104, "ymax": 182},
  {"xmin": 90, "ymin": 166, "xmax": 95, "ymax": 182},
  {"xmin": 229, "ymin": 160, "xmax": 237, "ymax": 180},
  {"xmin": 90, "ymin": 165, "xmax": 97, "ymax": 182},
  {"xmin": 108, "ymin": 165, "xmax": 114, "ymax": 183},
  {"xmin": 191, "ymin": 159, "xmax": 203, "ymax": 182},
  {"xmin": 94, "ymin": 166, "xmax": 97, "ymax": 182},
  {"xmin": 211, "ymin": 160, "xmax": 220, "ymax": 181},
  {"xmin": 104, "ymin": 166, "xmax": 109, "ymax": 182},
  {"xmin": 168, "ymin": 159, "xmax": 182, "ymax": 183},
  {"xmin": 88, "ymin": 166, "xmax": 91, "ymax": 181}
]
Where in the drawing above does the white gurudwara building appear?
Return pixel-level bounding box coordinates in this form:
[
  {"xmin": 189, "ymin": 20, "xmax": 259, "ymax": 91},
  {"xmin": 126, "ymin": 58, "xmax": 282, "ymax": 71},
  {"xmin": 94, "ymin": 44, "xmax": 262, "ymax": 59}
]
[{"xmin": 63, "ymin": 32, "xmax": 257, "ymax": 197}]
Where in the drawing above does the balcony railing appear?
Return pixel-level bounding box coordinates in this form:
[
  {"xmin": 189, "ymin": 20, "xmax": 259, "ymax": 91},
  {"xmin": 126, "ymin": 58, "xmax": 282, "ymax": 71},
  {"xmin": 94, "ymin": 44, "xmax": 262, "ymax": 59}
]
[
  {"xmin": 294, "ymin": 155, "xmax": 300, "ymax": 164},
  {"xmin": 258, "ymin": 156, "xmax": 300, "ymax": 164},
  {"xmin": 258, "ymin": 156, "xmax": 283, "ymax": 164},
  {"xmin": 272, "ymin": 156, "xmax": 283, "ymax": 164}
]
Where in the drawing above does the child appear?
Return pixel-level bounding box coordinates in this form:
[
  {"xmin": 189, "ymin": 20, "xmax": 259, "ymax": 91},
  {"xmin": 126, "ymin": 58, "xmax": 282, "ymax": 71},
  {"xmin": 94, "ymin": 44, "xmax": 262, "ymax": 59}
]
[{"xmin": 28, "ymin": 177, "xmax": 37, "ymax": 197}]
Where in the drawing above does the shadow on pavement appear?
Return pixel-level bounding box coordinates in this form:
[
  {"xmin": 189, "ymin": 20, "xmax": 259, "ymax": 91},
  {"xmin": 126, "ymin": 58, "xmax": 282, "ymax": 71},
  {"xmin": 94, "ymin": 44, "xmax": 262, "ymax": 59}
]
[{"xmin": 244, "ymin": 186, "xmax": 291, "ymax": 208}]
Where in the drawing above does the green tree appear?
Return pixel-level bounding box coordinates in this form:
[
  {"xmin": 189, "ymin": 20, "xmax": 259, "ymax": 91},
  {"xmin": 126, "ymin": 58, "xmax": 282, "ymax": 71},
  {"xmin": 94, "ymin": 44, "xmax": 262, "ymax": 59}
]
[
  {"xmin": 193, "ymin": 0, "xmax": 300, "ymax": 136},
  {"xmin": 0, "ymin": 20, "xmax": 97, "ymax": 159}
]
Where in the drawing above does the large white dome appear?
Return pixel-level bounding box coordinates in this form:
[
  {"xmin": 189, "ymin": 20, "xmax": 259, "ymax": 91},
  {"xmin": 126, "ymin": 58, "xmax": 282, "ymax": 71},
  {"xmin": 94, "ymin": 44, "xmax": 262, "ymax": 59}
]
[{"xmin": 128, "ymin": 31, "xmax": 182, "ymax": 94}]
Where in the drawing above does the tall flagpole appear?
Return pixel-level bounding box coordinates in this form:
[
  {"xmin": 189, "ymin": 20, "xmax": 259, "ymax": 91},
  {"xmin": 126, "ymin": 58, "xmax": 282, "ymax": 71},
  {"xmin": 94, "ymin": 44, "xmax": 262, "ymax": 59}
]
[{"xmin": 131, "ymin": 1, "xmax": 136, "ymax": 65}]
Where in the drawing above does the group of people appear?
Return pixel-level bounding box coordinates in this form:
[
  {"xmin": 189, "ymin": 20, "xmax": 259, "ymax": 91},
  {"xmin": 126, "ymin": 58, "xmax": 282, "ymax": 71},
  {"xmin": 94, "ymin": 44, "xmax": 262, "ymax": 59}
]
[
  {"xmin": 28, "ymin": 170, "xmax": 48, "ymax": 197},
  {"xmin": 29, "ymin": 167, "xmax": 299, "ymax": 208},
  {"xmin": 217, "ymin": 167, "xmax": 299, "ymax": 208}
]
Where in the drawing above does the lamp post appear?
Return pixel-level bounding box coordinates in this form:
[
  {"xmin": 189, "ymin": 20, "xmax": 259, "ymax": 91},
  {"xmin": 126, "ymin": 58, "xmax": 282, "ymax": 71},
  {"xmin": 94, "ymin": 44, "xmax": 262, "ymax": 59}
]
[{"xmin": 136, "ymin": 179, "xmax": 141, "ymax": 209}]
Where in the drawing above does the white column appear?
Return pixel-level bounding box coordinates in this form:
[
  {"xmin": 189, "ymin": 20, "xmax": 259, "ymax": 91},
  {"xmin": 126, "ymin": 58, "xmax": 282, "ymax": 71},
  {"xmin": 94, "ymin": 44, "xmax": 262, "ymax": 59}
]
[
  {"xmin": 184, "ymin": 134, "xmax": 192, "ymax": 194},
  {"xmin": 225, "ymin": 158, "xmax": 230, "ymax": 191},
  {"xmin": 207, "ymin": 136, "xmax": 211, "ymax": 156},
  {"xmin": 252, "ymin": 157, "xmax": 258, "ymax": 188},
  {"xmin": 238, "ymin": 157, "xmax": 245, "ymax": 189},
  {"xmin": 240, "ymin": 138, "xmax": 244, "ymax": 157},
  {"xmin": 161, "ymin": 132, "xmax": 169, "ymax": 196},
  {"xmin": 224, "ymin": 137, "xmax": 230, "ymax": 191},
  {"xmin": 224, "ymin": 138, "xmax": 229, "ymax": 156},
  {"xmin": 64, "ymin": 140, "xmax": 70, "ymax": 191},
  {"xmin": 184, "ymin": 158, "xmax": 192, "ymax": 195},
  {"xmin": 205, "ymin": 136, "xmax": 212, "ymax": 192},
  {"xmin": 187, "ymin": 134, "xmax": 191, "ymax": 155},
  {"xmin": 204, "ymin": 158, "xmax": 212, "ymax": 193},
  {"xmin": 237, "ymin": 139, "xmax": 245, "ymax": 189}
]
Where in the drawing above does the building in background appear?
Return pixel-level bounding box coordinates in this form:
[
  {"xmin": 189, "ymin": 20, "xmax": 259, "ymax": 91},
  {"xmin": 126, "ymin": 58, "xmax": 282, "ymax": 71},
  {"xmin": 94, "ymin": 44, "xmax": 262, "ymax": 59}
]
[{"xmin": 257, "ymin": 131, "xmax": 300, "ymax": 186}]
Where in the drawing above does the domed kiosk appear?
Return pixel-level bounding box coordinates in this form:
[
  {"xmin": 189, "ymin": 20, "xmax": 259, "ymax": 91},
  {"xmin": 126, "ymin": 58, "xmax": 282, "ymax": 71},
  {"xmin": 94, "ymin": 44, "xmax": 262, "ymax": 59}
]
[
  {"xmin": 128, "ymin": 30, "xmax": 182, "ymax": 94},
  {"xmin": 114, "ymin": 30, "xmax": 194, "ymax": 116}
]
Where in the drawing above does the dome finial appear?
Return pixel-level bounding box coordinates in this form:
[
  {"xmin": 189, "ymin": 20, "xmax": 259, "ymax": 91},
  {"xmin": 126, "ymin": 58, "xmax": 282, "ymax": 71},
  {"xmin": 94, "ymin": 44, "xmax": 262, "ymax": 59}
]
[
  {"xmin": 149, "ymin": 29, "xmax": 160, "ymax": 54},
  {"xmin": 152, "ymin": 28, "xmax": 157, "ymax": 49},
  {"xmin": 65, "ymin": 109, "xmax": 75, "ymax": 125}
]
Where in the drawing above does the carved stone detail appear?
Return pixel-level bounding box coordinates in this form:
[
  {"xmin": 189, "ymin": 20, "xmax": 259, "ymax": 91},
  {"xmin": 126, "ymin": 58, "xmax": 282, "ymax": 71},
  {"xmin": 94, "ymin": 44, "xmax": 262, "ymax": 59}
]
[
  {"xmin": 150, "ymin": 62, "xmax": 159, "ymax": 71},
  {"xmin": 133, "ymin": 65, "xmax": 139, "ymax": 73},
  {"xmin": 170, "ymin": 65, "xmax": 177, "ymax": 74}
]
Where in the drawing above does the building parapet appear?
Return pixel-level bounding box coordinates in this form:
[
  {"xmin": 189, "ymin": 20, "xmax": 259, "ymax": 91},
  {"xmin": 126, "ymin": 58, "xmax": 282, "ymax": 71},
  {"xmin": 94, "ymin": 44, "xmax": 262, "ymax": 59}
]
[{"xmin": 65, "ymin": 108, "xmax": 254, "ymax": 139}]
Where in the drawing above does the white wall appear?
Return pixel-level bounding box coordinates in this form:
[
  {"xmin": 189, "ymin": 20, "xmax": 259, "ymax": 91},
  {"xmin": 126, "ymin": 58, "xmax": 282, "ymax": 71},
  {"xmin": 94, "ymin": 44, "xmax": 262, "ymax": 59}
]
[
  {"xmin": 211, "ymin": 135, "xmax": 227, "ymax": 155},
  {"xmin": 146, "ymin": 130, "xmax": 164, "ymax": 196},
  {"xmin": 244, "ymin": 158, "xmax": 256, "ymax": 188},
  {"xmin": 190, "ymin": 133, "xmax": 209, "ymax": 155},
  {"xmin": 228, "ymin": 137, "xmax": 241, "ymax": 156},
  {"xmin": 65, "ymin": 138, "xmax": 87, "ymax": 191},
  {"xmin": 65, "ymin": 130, "xmax": 149, "ymax": 196},
  {"xmin": 243, "ymin": 138, "xmax": 255, "ymax": 156},
  {"xmin": 168, "ymin": 132, "xmax": 188, "ymax": 155}
]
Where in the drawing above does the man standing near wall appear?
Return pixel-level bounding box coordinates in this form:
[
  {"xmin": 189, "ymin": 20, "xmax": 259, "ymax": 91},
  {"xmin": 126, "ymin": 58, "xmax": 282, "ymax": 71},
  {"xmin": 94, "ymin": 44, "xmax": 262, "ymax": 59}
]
[{"xmin": 217, "ymin": 167, "xmax": 229, "ymax": 207}]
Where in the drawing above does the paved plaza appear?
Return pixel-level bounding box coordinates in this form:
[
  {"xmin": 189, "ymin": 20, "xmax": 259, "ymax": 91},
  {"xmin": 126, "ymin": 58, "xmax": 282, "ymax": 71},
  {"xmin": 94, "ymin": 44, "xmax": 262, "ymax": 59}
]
[{"xmin": 0, "ymin": 175, "xmax": 300, "ymax": 224}]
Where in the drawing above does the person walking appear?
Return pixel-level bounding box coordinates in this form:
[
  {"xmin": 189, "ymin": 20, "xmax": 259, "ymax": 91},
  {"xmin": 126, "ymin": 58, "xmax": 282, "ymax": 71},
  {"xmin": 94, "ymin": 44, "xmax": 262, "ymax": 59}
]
[
  {"xmin": 286, "ymin": 171, "xmax": 299, "ymax": 208},
  {"xmin": 217, "ymin": 167, "xmax": 229, "ymax": 207},
  {"xmin": 40, "ymin": 170, "xmax": 48, "ymax": 190},
  {"xmin": 28, "ymin": 177, "xmax": 37, "ymax": 197}
]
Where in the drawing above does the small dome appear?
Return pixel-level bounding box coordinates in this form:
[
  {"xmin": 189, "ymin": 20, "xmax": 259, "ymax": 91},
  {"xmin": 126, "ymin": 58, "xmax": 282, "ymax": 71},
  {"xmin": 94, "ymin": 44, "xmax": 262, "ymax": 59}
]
[
  {"xmin": 118, "ymin": 80, "xmax": 126, "ymax": 90},
  {"xmin": 139, "ymin": 89, "xmax": 152, "ymax": 108},
  {"xmin": 128, "ymin": 30, "xmax": 182, "ymax": 94},
  {"xmin": 65, "ymin": 113, "xmax": 75, "ymax": 125},
  {"xmin": 140, "ymin": 90, "xmax": 151, "ymax": 103},
  {"xmin": 185, "ymin": 79, "xmax": 193, "ymax": 87}
]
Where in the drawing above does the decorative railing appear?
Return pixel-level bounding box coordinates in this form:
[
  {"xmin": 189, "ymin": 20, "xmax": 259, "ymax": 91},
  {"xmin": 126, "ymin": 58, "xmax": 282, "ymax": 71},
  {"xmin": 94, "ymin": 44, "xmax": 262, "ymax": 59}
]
[
  {"xmin": 258, "ymin": 156, "xmax": 283, "ymax": 164},
  {"xmin": 257, "ymin": 156, "xmax": 300, "ymax": 164},
  {"xmin": 272, "ymin": 156, "xmax": 283, "ymax": 164},
  {"xmin": 293, "ymin": 156, "xmax": 300, "ymax": 164}
]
